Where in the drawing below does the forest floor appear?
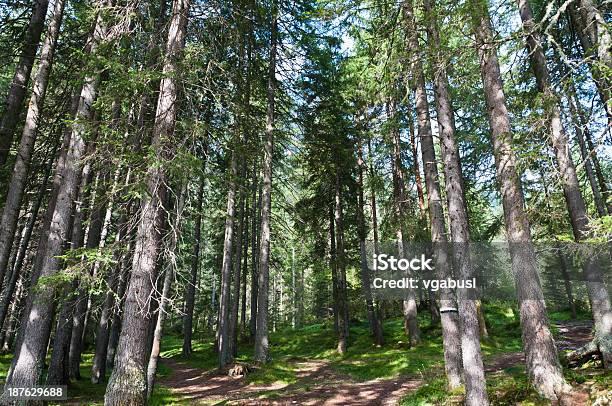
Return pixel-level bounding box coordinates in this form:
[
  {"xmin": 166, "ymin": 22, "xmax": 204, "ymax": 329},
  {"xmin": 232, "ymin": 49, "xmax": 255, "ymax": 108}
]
[
  {"xmin": 154, "ymin": 305, "xmax": 610, "ymax": 405},
  {"xmin": 0, "ymin": 303, "xmax": 608, "ymax": 405}
]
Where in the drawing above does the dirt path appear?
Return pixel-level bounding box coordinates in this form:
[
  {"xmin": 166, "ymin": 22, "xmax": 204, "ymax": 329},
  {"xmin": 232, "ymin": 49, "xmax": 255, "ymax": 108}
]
[
  {"xmin": 160, "ymin": 320, "xmax": 594, "ymax": 405},
  {"xmin": 159, "ymin": 357, "xmax": 423, "ymax": 405}
]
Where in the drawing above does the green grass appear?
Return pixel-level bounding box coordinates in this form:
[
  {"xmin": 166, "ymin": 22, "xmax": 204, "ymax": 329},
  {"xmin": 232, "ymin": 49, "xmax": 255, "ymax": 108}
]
[{"xmin": 399, "ymin": 377, "xmax": 450, "ymax": 406}]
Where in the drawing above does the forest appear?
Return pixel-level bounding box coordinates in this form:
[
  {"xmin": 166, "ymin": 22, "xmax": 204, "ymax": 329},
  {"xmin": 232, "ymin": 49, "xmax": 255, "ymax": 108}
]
[{"xmin": 0, "ymin": 0, "xmax": 610, "ymax": 404}]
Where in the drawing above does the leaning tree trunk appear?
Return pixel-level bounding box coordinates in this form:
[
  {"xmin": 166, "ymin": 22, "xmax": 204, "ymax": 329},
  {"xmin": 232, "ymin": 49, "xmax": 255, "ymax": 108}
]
[
  {"xmin": 423, "ymin": 0, "xmax": 488, "ymax": 401},
  {"xmin": 0, "ymin": 0, "xmax": 50, "ymax": 165},
  {"xmin": 183, "ymin": 175, "xmax": 205, "ymax": 356},
  {"xmin": 403, "ymin": 0, "xmax": 462, "ymax": 388},
  {"xmin": 517, "ymin": 0, "xmax": 612, "ymax": 368},
  {"xmin": 0, "ymin": 0, "xmax": 65, "ymax": 290},
  {"xmin": 254, "ymin": 3, "xmax": 277, "ymax": 364},
  {"xmin": 471, "ymin": 0, "xmax": 570, "ymax": 399},
  {"xmin": 3, "ymin": 2, "xmax": 109, "ymax": 391},
  {"xmin": 104, "ymin": 0, "xmax": 190, "ymax": 403}
]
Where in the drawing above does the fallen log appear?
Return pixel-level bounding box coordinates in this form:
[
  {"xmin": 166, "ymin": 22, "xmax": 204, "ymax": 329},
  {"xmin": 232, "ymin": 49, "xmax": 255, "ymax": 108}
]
[{"xmin": 563, "ymin": 339, "xmax": 601, "ymax": 367}]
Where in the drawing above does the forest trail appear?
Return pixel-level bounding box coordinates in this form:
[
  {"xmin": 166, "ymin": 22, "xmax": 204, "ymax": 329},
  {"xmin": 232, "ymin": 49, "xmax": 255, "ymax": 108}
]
[
  {"xmin": 159, "ymin": 320, "xmax": 594, "ymax": 405},
  {"xmin": 159, "ymin": 357, "xmax": 423, "ymax": 405}
]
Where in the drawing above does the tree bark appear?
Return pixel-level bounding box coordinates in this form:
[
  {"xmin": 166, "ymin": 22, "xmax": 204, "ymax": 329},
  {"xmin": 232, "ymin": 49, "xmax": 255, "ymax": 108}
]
[
  {"xmin": 104, "ymin": 0, "xmax": 189, "ymax": 403},
  {"xmin": 0, "ymin": 0, "xmax": 50, "ymax": 165},
  {"xmin": 517, "ymin": 0, "xmax": 612, "ymax": 368},
  {"xmin": 423, "ymin": 0, "xmax": 488, "ymax": 401},
  {"xmin": 471, "ymin": 0, "xmax": 570, "ymax": 399},
  {"xmin": 0, "ymin": 0, "xmax": 65, "ymax": 291},
  {"xmin": 3, "ymin": 1, "xmax": 110, "ymax": 391},
  {"xmin": 254, "ymin": 3, "xmax": 277, "ymax": 364}
]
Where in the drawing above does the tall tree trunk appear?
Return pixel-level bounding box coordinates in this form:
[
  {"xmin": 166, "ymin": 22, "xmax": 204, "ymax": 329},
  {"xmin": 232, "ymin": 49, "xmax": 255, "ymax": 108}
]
[
  {"xmin": 0, "ymin": 0, "xmax": 50, "ymax": 165},
  {"xmin": 408, "ymin": 110, "xmax": 425, "ymax": 214},
  {"xmin": 471, "ymin": 0, "xmax": 570, "ymax": 399},
  {"xmin": 69, "ymin": 167, "xmax": 109, "ymax": 380},
  {"xmin": 107, "ymin": 234, "xmax": 134, "ymax": 370},
  {"xmin": 518, "ymin": 0, "xmax": 612, "ymax": 368},
  {"xmin": 0, "ymin": 0, "xmax": 65, "ymax": 287},
  {"xmin": 2, "ymin": 269, "xmax": 27, "ymax": 352},
  {"xmin": 229, "ymin": 163, "xmax": 246, "ymax": 359},
  {"xmin": 3, "ymin": 1, "xmax": 110, "ymax": 390},
  {"xmin": 387, "ymin": 97, "xmax": 422, "ymax": 344},
  {"xmin": 334, "ymin": 170, "xmax": 349, "ymax": 354},
  {"xmin": 357, "ymin": 137, "xmax": 384, "ymax": 346},
  {"xmin": 147, "ymin": 184, "xmax": 186, "ymax": 398},
  {"xmin": 218, "ymin": 150, "xmax": 237, "ymax": 368},
  {"xmin": 423, "ymin": 0, "xmax": 488, "ymax": 401},
  {"xmin": 104, "ymin": 0, "xmax": 190, "ymax": 403},
  {"xmin": 404, "ymin": 0, "xmax": 462, "ymax": 388},
  {"xmin": 183, "ymin": 175, "xmax": 205, "ymax": 356},
  {"xmin": 249, "ymin": 161, "xmax": 259, "ymax": 340},
  {"xmin": 241, "ymin": 200, "xmax": 249, "ymax": 333},
  {"xmin": 91, "ymin": 165, "xmax": 134, "ymax": 384},
  {"xmin": 330, "ymin": 207, "xmax": 339, "ymax": 333},
  {"xmin": 46, "ymin": 281, "xmax": 75, "ymax": 385},
  {"xmin": 366, "ymin": 140, "xmax": 380, "ymax": 255},
  {"xmin": 254, "ymin": 3, "xmax": 277, "ymax": 364}
]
